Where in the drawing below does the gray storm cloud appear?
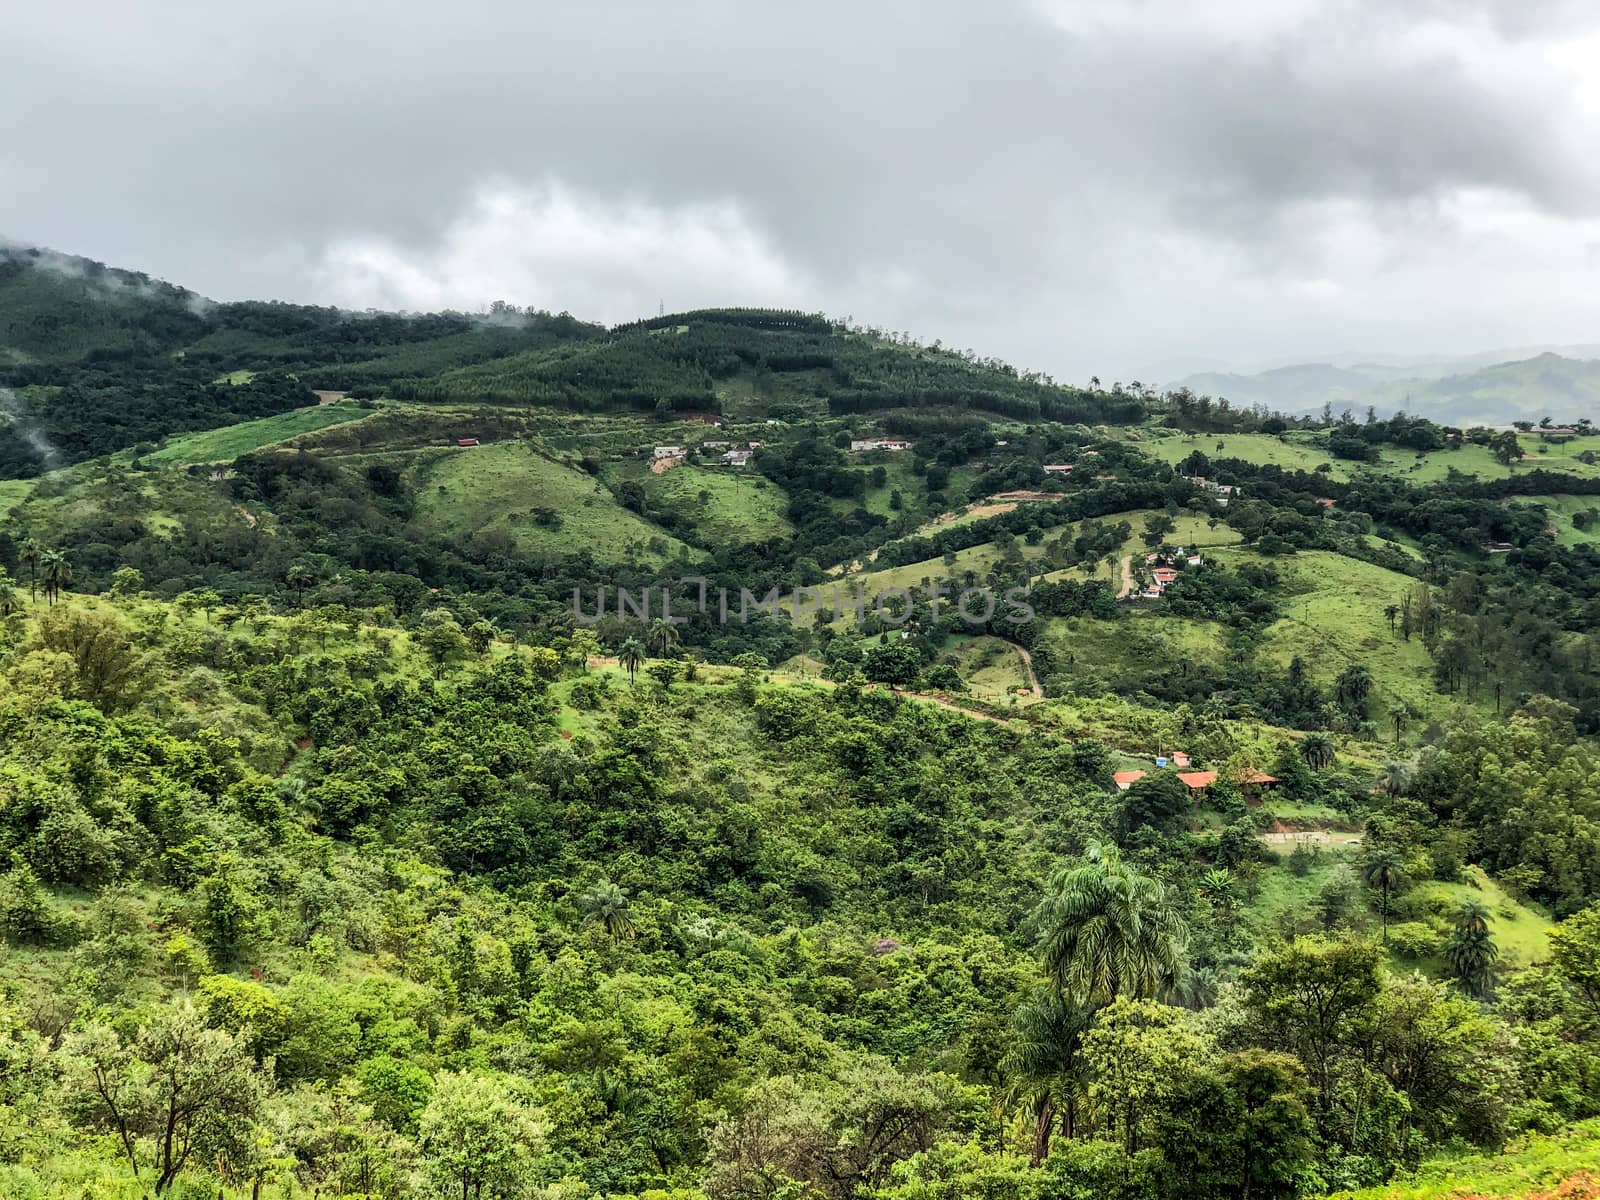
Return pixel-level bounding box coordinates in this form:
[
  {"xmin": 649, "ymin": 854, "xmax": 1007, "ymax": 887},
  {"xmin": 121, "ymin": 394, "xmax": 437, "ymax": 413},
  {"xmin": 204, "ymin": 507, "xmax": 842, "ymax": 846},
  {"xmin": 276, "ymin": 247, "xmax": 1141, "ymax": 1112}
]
[{"xmin": 3, "ymin": 0, "xmax": 1600, "ymax": 381}]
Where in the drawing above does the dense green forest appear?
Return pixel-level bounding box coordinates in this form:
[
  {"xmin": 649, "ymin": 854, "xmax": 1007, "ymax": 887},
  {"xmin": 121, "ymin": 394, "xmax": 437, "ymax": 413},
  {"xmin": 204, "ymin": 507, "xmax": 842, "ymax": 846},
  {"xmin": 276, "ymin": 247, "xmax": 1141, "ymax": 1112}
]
[{"xmin": 4, "ymin": 246, "xmax": 1600, "ymax": 1198}]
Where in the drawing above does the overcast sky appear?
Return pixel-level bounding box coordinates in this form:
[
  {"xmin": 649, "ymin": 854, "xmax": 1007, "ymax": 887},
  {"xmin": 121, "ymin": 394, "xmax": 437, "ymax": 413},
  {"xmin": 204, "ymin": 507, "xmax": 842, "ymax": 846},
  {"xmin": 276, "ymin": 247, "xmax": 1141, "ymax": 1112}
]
[{"xmin": 6, "ymin": 0, "xmax": 1600, "ymax": 382}]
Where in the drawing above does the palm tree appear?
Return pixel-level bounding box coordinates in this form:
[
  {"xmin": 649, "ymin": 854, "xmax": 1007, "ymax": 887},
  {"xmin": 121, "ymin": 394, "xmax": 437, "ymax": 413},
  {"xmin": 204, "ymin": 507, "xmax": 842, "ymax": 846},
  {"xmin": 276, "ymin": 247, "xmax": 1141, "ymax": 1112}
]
[
  {"xmin": 0, "ymin": 570, "xmax": 18, "ymax": 616},
  {"xmin": 1362, "ymin": 847, "xmax": 1405, "ymax": 944},
  {"xmin": 1300, "ymin": 733, "xmax": 1336, "ymax": 770},
  {"xmin": 17, "ymin": 540, "xmax": 39, "ymax": 602},
  {"xmin": 40, "ymin": 549, "xmax": 70, "ymax": 605},
  {"xmin": 1444, "ymin": 900, "xmax": 1498, "ymax": 998},
  {"xmin": 1001, "ymin": 988, "xmax": 1094, "ymax": 1164},
  {"xmin": 618, "ymin": 638, "xmax": 646, "ymax": 683},
  {"xmin": 1198, "ymin": 867, "xmax": 1236, "ymax": 918},
  {"xmin": 285, "ymin": 563, "xmax": 316, "ymax": 607},
  {"xmin": 1374, "ymin": 762, "xmax": 1413, "ymax": 796},
  {"xmin": 1390, "ymin": 704, "xmax": 1408, "ymax": 746},
  {"xmin": 1383, "ymin": 603, "xmax": 1400, "ymax": 633},
  {"xmin": 1335, "ymin": 664, "xmax": 1373, "ymax": 712},
  {"xmin": 1026, "ymin": 841, "xmax": 1188, "ymax": 1006},
  {"xmin": 647, "ymin": 617, "xmax": 679, "ymax": 656},
  {"xmin": 577, "ymin": 881, "xmax": 635, "ymax": 942}
]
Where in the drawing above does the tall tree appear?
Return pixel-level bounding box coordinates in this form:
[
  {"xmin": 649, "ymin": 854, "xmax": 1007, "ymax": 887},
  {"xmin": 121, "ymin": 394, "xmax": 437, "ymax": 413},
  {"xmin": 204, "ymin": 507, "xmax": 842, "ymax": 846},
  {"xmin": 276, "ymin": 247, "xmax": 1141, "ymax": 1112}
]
[
  {"xmin": 1241, "ymin": 936, "xmax": 1383, "ymax": 1133},
  {"xmin": 647, "ymin": 617, "xmax": 680, "ymax": 656},
  {"xmin": 1362, "ymin": 847, "xmax": 1405, "ymax": 943},
  {"xmin": 1443, "ymin": 900, "xmax": 1498, "ymax": 998},
  {"xmin": 618, "ymin": 637, "xmax": 646, "ymax": 683},
  {"xmin": 1026, "ymin": 842, "xmax": 1188, "ymax": 1007},
  {"xmin": 17, "ymin": 539, "xmax": 39, "ymax": 602},
  {"xmin": 41, "ymin": 548, "xmax": 70, "ymax": 605},
  {"xmin": 67, "ymin": 1003, "xmax": 266, "ymax": 1195},
  {"xmin": 1001, "ymin": 988, "xmax": 1093, "ymax": 1163},
  {"xmin": 1299, "ymin": 733, "xmax": 1336, "ymax": 770},
  {"xmin": 577, "ymin": 881, "xmax": 635, "ymax": 942}
]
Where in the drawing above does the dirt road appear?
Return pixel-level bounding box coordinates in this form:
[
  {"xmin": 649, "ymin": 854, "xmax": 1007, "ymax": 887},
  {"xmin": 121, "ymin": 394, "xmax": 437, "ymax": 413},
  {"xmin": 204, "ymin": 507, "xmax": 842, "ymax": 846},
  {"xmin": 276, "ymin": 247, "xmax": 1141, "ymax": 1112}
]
[{"xmin": 1007, "ymin": 641, "xmax": 1041, "ymax": 693}]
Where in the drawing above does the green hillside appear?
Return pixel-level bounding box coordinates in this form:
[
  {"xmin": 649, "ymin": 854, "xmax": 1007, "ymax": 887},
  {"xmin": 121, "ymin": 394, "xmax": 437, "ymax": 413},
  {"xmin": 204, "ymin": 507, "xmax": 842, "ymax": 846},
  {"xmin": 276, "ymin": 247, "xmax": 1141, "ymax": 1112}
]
[
  {"xmin": 410, "ymin": 442, "xmax": 699, "ymax": 566},
  {"xmin": 1136, "ymin": 428, "xmax": 1600, "ymax": 485},
  {"xmin": 1322, "ymin": 1120, "xmax": 1600, "ymax": 1199},
  {"xmin": 0, "ymin": 244, "xmax": 204, "ymax": 364},
  {"xmin": 4, "ymin": 247, "xmax": 1600, "ymax": 1200},
  {"xmin": 136, "ymin": 402, "xmax": 374, "ymax": 466}
]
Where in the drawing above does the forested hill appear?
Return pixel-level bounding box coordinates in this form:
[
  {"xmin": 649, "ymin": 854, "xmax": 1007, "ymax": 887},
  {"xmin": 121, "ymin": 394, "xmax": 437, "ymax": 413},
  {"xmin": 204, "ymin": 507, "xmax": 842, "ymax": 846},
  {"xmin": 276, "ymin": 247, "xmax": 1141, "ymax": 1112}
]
[
  {"xmin": 0, "ymin": 245, "xmax": 1141, "ymax": 477},
  {"xmin": 7, "ymin": 242, "xmax": 1600, "ymax": 1199}
]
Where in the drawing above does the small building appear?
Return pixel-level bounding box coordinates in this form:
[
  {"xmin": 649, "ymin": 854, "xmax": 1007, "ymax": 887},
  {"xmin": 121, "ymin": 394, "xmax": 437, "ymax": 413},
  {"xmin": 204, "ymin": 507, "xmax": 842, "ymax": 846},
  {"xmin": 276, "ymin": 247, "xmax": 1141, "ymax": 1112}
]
[
  {"xmin": 1169, "ymin": 751, "xmax": 1192, "ymax": 768},
  {"xmin": 653, "ymin": 445, "xmax": 685, "ymax": 460},
  {"xmin": 1177, "ymin": 770, "xmax": 1218, "ymax": 793},
  {"xmin": 1113, "ymin": 770, "xmax": 1147, "ymax": 791},
  {"xmin": 457, "ymin": 438, "xmax": 479, "ymax": 447},
  {"xmin": 723, "ymin": 449, "xmax": 753, "ymax": 467},
  {"xmin": 1151, "ymin": 567, "xmax": 1179, "ymax": 586},
  {"xmin": 1315, "ymin": 497, "xmax": 1336, "ymax": 509},
  {"xmin": 1484, "ymin": 541, "xmax": 1515, "ymax": 554},
  {"xmin": 703, "ymin": 440, "xmax": 732, "ymax": 450},
  {"xmin": 850, "ymin": 437, "xmax": 913, "ymax": 452},
  {"xmin": 1043, "ymin": 464, "xmax": 1074, "ymax": 474}
]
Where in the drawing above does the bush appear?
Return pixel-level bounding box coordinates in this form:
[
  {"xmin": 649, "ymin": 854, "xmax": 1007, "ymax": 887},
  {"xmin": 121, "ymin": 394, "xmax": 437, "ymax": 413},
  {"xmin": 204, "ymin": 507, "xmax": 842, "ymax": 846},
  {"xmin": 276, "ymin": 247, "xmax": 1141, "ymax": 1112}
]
[{"xmin": 1386, "ymin": 921, "xmax": 1441, "ymax": 960}]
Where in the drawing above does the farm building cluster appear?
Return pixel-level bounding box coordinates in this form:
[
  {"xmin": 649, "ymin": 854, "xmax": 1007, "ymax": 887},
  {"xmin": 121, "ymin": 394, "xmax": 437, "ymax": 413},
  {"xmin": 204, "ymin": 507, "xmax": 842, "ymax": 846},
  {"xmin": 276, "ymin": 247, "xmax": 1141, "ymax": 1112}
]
[
  {"xmin": 849, "ymin": 436, "xmax": 913, "ymax": 453},
  {"xmin": 1135, "ymin": 547, "xmax": 1205, "ymax": 600},
  {"xmin": 650, "ymin": 441, "xmax": 763, "ymax": 473},
  {"xmin": 1114, "ymin": 754, "xmax": 1280, "ymax": 800},
  {"xmin": 1182, "ymin": 475, "xmax": 1240, "ymax": 505}
]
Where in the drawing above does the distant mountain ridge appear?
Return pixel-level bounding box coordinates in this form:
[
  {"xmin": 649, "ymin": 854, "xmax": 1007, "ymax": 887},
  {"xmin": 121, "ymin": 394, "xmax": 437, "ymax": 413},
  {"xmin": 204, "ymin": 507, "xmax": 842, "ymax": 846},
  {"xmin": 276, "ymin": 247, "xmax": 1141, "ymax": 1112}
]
[{"xmin": 1176, "ymin": 348, "xmax": 1600, "ymax": 425}]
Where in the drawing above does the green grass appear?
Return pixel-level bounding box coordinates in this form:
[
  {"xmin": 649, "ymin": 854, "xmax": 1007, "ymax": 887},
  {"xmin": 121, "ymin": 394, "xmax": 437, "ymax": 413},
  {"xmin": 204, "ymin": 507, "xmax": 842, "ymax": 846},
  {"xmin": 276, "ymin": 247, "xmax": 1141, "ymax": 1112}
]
[
  {"xmin": 830, "ymin": 457, "xmax": 942, "ymax": 520},
  {"xmin": 1138, "ymin": 431, "xmax": 1355, "ymax": 480},
  {"xmin": 137, "ymin": 404, "xmax": 372, "ymax": 465},
  {"xmin": 1135, "ymin": 429, "xmax": 1600, "ymax": 487},
  {"xmin": 1102, "ymin": 509, "xmax": 1242, "ymax": 550},
  {"xmin": 412, "ymin": 442, "xmax": 697, "ymax": 566},
  {"xmin": 212, "ymin": 368, "xmax": 257, "ymax": 384},
  {"xmin": 1512, "ymin": 494, "xmax": 1600, "ymax": 546},
  {"xmin": 1364, "ymin": 532, "xmax": 1427, "ymax": 560},
  {"xmin": 944, "ymin": 635, "xmax": 1031, "ymax": 701},
  {"xmin": 1244, "ymin": 859, "xmax": 1346, "ymax": 938},
  {"xmin": 615, "ymin": 461, "xmax": 793, "ymax": 547},
  {"xmin": 1040, "ymin": 612, "xmax": 1230, "ymax": 698},
  {"xmin": 0, "ymin": 478, "xmax": 34, "ymax": 515},
  {"xmin": 1321, "ymin": 1118, "xmax": 1600, "ymax": 1199},
  {"xmin": 1213, "ymin": 548, "xmax": 1458, "ymax": 722},
  {"xmin": 1405, "ymin": 868, "xmax": 1552, "ymax": 970}
]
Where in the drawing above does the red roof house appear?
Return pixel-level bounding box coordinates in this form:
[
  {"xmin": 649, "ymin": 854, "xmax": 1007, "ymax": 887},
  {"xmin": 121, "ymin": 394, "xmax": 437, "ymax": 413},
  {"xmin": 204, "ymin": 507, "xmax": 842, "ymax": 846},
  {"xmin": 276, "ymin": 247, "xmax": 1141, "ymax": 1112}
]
[
  {"xmin": 1177, "ymin": 771, "xmax": 1218, "ymax": 791},
  {"xmin": 1113, "ymin": 770, "xmax": 1147, "ymax": 790}
]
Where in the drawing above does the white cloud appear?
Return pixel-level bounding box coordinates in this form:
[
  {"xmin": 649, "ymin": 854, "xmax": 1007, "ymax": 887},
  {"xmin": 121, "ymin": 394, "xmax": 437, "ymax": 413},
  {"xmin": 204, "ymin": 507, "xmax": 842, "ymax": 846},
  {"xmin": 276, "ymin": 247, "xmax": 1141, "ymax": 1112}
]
[{"xmin": 313, "ymin": 180, "xmax": 808, "ymax": 320}]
